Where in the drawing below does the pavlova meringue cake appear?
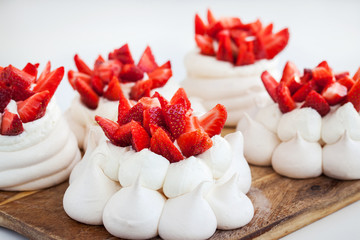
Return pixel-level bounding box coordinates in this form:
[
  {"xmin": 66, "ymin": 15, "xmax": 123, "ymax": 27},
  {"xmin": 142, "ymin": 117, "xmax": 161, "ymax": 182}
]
[
  {"xmin": 0, "ymin": 62, "xmax": 80, "ymax": 191},
  {"xmin": 64, "ymin": 88, "xmax": 253, "ymax": 239},
  {"xmin": 237, "ymin": 60, "xmax": 360, "ymax": 180},
  {"xmin": 66, "ymin": 44, "xmax": 178, "ymax": 150},
  {"xmin": 182, "ymin": 9, "xmax": 289, "ymax": 125}
]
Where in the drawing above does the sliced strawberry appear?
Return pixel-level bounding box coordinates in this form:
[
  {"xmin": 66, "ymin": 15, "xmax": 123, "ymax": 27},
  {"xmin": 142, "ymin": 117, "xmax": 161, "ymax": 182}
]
[
  {"xmin": 152, "ymin": 91, "xmax": 169, "ymax": 108},
  {"xmin": 207, "ymin": 17, "xmax": 242, "ymax": 38},
  {"xmin": 74, "ymin": 79, "xmax": 99, "ymax": 109},
  {"xmin": 108, "ymin": 44, "xmax": 134, "ymax": 65},
  {"xmin": 312, "ymin": 67, "xmax": 334, "ymax": 88},
  {"xmin": 337, "ymin": 76, "xmax": 355, "ymax": 91},
  {"xmin": 11, "ymin": 87, "xmax": 34, "ymax": 102},
  {"xmin": 195, "ymin": 34, "xmax": 215, "ymax": 56},
  {"xmin": 163, "ymin": 103, "xmax": 187, "ymax": 139},
  {"xmin": 198, "ymin": 104, "xmax": 227, "ymax": 137},
  {"xmin": 301, "ymin": 90, "xmax": 330, "ymax": 116},
  {"xmin": 150, "ymin": 127, "xmax": 184, "ymax": 163},
  {"xmin": 264, "ymin": 28, "xmax": 289, "ymax": 60},
  {"xmin": 236, "ymin": 41, "xmax": 255, "ymax": 66},
  {"xmin": 130, "ymin": 120, "xmax": 150, "ymax": 151},
  {"xmin": 118, "ymin": 102, "xmax": 144, "ymax": 125},
  {"xmin": 207, "ymin": 9, "xmax": 216, "ymax": 25},
  {"xmin": 137, "ymin": 46, "xmax": 158, "ymax": 73},
  {"xmin": 129, "ymin": 79, "xmax": 152, "ymax": 101},
  {"xmin": 280, "ymin": 61, "xmax": 300, "ymax": 85},
  {"xmin": 347, "ymin": 79, "xmax": 360, "ymax": 112},
  {"xmin": 230, "ymin": 29, "xmax": 247, "ymax": 45},
  {"xmin": 353, "ymin": 67, "xmax": 360, "ymax": 82},
  {"xmin": 292, "ymin": 80, "xmax": 318, "ymax": 102},
  {"xmin": 94, "ymin": 55, "xmax": 105, "ymax": 68},
  {"xmin": 37, "ymin": 61, "xmax": 51, "ymax": 84},
  {"xmin": 0, "ymin": 82, "xmax": 11, "ymax": 113},
  {"xmin": 143, "ymin": 107, "xmax": 165, "ymax": 133},
  {"xmin": 195, "ymin": 14, "xmax": 207, "ymax": 35},
  {"xmin": 119, "ymin": 64, "xmax": 144, "ymax": 83},
  {"xmin": 94, "ymin": 60, "xmax": 122, "ymax": 84},
  {"xmin": 33, "ymin": 66, "xmax": 64, "ymax": 97},
  {"xmin": 334, "ymin": 71, "xmax": 349, "ymax": 80},
  {"xmin": 276, "ymin": 83, "xmax": 296, "ymax": 113},
  {"xmin": 300, "ymin": 68, "xmax": 313, "ymax": 83},
  {"xmin": 17, "ymin": 91, "xmax": 50, "ymax": 123},
  {"xmin": 90, "ymin": 75, "xmax": 104, "ymax": 96},
  {"xmin": 317, "ymin": 61, "xmax": 332, "ymax": 73},
  {"xmin": 68, "ymin": 70, "xmax": 91, "ymax": 89},
  {"xmin": 321, "ymin": 82, "xmax": 347, "ymax": 106},
  {"xmin": 95, "ymin": 115, "xmax": 121, "ymax": 145},
  {"xmin": 216, "ymin": 34, "xmax": 233, "ymax": 63},
  {"xmin": 22, "ymin": 63, "xmax": 38, "ymax": 79},
  {"xmin": 103, "ymin": 76, "xmax": 123, "ymax": 101},
  {"xmin": 170, "ymin": 88, "xmax": 191, "ymax": 112},
  {"xmin": 138, "ymin": 97, "xmax": 161, "ymax": 109},
  {"xmin": 148, "ymin": 68, "xmax": 172, "ymax": 89},
  {"xmin": 1, "ymin": 65, "xmax": 34, "ymax": 91},
  {"xmin": 74, "ymin": 54, "xmax": 93, "ymax": 76},
  {"xmin": 184, "ymin": 115, "xmax": 202, "ymax": 133},
  {"xmin": 248, "ymin": 19, "xmax": 262, "ymax": 34},
  {"xmin": 177, "ymin": 129, "xmax": 213, "ymax": 158},
  {"xmin": 159, "ymin": 61, "xmax": 171, "ymax": 69},
  {"xmin": 117, "ymin": 92, "xmax": 131, "ymax": 124},
  {"xmin": 261, "ymin": 71, "xmax": 279, "ymax": 102},
  {"xmin": 1, "ymin": 110, "xmax": 23, "ymax": 136}
]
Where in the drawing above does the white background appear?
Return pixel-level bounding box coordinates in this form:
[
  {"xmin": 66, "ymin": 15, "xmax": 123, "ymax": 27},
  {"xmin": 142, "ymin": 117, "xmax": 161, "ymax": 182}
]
[{"xmin": 0, "ymin": 0, "xmax": 360, "ymax": 239}]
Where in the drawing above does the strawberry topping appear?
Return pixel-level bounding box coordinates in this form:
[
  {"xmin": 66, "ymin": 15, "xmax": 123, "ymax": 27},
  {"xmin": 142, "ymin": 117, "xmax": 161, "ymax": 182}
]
[
  {"xmin": 177, "ymin": 129, "xmax": 213, "ymax": 158},
  {"xmin": 137, "ymin": 46, "xmax": 158, "ymax": 73},
  {"xmin": 301, "ymin": 91, "xmax": 330, "ymax": 116},
  {"xmin": 198, "ymin": 104, "xmax": 227, "ymax": 138},
  {"xmin": 1, "ymin": 110, "xmax": 24, "ymax": 136},
  {"xmin": 17, "ymin": 91, "xmax": 50, "ymax": 123}
]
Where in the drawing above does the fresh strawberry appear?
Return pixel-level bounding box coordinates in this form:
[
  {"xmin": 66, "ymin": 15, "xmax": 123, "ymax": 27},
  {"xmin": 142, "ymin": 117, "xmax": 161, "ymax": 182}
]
[
  {"xmin": 352, "ymin": 67, "xmax": 360, "ymax": 82},
  {"xmin": 0, "ymin": 82, "xmax": 11, "ymax": 113},
  {"xmin": 108, "ymin": 44, "xmax": 134, "ymax": 65},
  {"xmin": 143, "ymin": 107, "xmax": 165, "ymax": 133},
  {"xmin": 129, "ymin": 79, "xmax": 152, "ymax": 101},
  {"xmin": 207, "ymin": 17, "xmax": 242, "ymax": 38},
  {"xmin": 11, "ymin": 87, "xmax": 34, "ymax": 102},
  {"xmin": 195, "ymin": 34, "xmax": 215, "ymax": 56},
  {"xmin": 148, "ymin": 68, "xmax": 172, "ymax": 89},
  {"xmin": 301, "ymin": 90, "xmax": 330, "ymax": 116},
  {"xmin": 159, "ymin": 61, "xmax": 171, "ymax": 69},
  {"xmin": 118, "ymin": 102, "xmax": 144, "ymax": 125},
  {"xmin": 312, "ymin": 67, "xmax": 334, "ymax": 88},
  {"xmin": 230, "ymin": 29, "xmax": 247, "ymax": 45},
  {"xmin": 1, "ymin": 110, "xmax": 23, "ymax": 136},
  {"xmin": 300, "ymin": 68, "xmax": 313, "ymax": 83},
  {"xmin": 280, "ymin": 61, "xmax": 300, "ymax": 85},
  {"xmin": 248, "ymin": 19, "xmax": 262, "ymax": 34},
  {"xmin": 207, "ymin": 9, "xmax": 216, "ymax": 25},
  {"xmin": 170, "ymin": 88, "xmax": 191, "ymax": 112},
  {"xmin": 95, "ymin": 115, "xmax": 121, "ymax": 145},
  {"xmin": 130, "ymin": 120, "xmax": 150, "ymax": 151},
  {"xmin": 148, "ymin": 124, "xmax": 175, "ymax": 142},
  {"xmin": 22, "ymin": 63, "xmax": 38, "ymax": 79},
  {"xmin": 90, "ymin": 75, "xmax": 104, "ymax": 96},
  {"xmin": 94, "ymin": 60, "xmax": 122, "ymax": 84},
  {"xmin": 138, "ymin": 97, "xmax": 161, "ymax": 109},
  {"xmin": 292, "ymin": 80, "xmax": 318, "ymax": 102},
  {"xmin": 36, "ymin": 61, "xmax": 51, "ymax": 84},
  {"xmin": 337, "ymin": 76, "xmax": 355, "ymax": 91},
  {"xmin": 261, "ymin": 71, "xmax": 279, "ymax": 102},
  {"xmin": 74, "ymin": 78, "xmax": 99, "ymax": 109},
  {"xmin": 137, "ymin": 46, "xmax": 158, "ymax": 73},
  {"xmin": 68, "ymin": 70, "xmax": 91, "ymax": 89},
  {"xmin": 150, "ymin": 127, "xmax": 184, "ymax": 163},
  {"xmin": 198, "ymin": 104, "xmax": 227, "ymax": 137},
  {"xmin": 317, "ymin": 61, "xmax": 332, "ymax": 73},
  {"xmin": 162, "ymin": 103, "xmax": 187, "ymax": 139},
  {"xmin": 17, "ymin": 91, "xmax": 50, "ymax": 123},
  {"xmin": 347, "ymin": 79, "xmax": 360, "ymax": 112},
  {"xmin": 184, "ymin": 115, "xmax": 202, "ymax": 133},
  {"xmin": 195, "ymin": 14, "xmax": 207, "ymax": 35},
  {"xmin": 276, "ymin": 83, "xmax": 296, "ymax": 113},
  {"xmin": 103, "ymin": 76, "xmax": 123, "ymax": 101},
  {"xmin": 236, "ymin": 41, "xmax": 255, "ymax": 66},
  {"xmin": 177, "ymin": 129, "xmax": 213, "ymax": 158},
  {"xmin": 117, "ymin": 93, "xmax": 131, "ymax": 124},
  {"xmin": 94, "ymin": 55, "xmax": 105, "ymax": 68},
  {"xmin": 119, "ymin": 64, "xmax": 144, "ymax": 83},
  {"xmin": 264, "ymin": 28, "xmax": 289, "ymax": 60},
  {"xmin": 322, "ymin": 82, "xmax": 347, "ymax": 106},
  {"xmin": 152, "ymin": 91, "xmax": 169, "ymax": 108},
  {"xmin": 74, "ymin": 54, "xmax": 93, "ymax": 76},
  {"xmin": 33, "ymin": 66, "xmax": 64, "ymax": 97},
  {"xmin": 216, "ymin": 34, "xmax": 233, "ymax": 63},
  {"xmin": 1, "ymin": 65, "xmax": 34, "ymax": 91}
]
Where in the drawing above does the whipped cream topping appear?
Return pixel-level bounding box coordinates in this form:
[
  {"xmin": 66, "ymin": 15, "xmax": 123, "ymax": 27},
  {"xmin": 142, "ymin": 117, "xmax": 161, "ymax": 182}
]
[
  {"xmin": 182, "ymin": 49, "xmax": 279, "ymax": 125},
  {"xmin": 0, "ymin": 98, "xmax": 81, "ymax": 191}
]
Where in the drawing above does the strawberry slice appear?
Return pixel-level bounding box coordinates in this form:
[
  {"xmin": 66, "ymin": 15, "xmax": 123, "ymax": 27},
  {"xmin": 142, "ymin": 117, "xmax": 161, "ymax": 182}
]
[
  {"xmin": 159, "ymin": 61, "xmax": 171, "ymax": 69},
  {"xmin": 94, "ymin": 60, "xmax": 122, "ymax": 84},
  {"xmin": 143, "ymin": 107, "xmax": 165, "ymax": 133},
  {"xmin": 17, "ymin": 91, "xmax": 50, "ymax": 123},
  {"xmin": 162, "ymin": 103, "xmax": 187, "ymax": 139},
  {"xmin": 22, "ymin": 63, "xmax": 38, "ymax": 79},
  {"xmin": 74, "ymin": 54, "xmax": 93, "ymax": 76},
  {"xmin": 300, "ymin": 68, "xmax": 313, "ymax": 83},
  {"xmin": 74, "ymin": 78, "xmax": 99, "ymax": 109},
  {"xmin": 292, "ymin": 80, "xmax": 318, "ymax": 102},
  {"xmin": 95, "ymin": 115, "xmax": 121, "ymax": 146},
  {"xmin": 322, "ymin": 82, "xmax": 347, "ymax": 106},
  {"xmin": 1, "ymin": 65, "xmax": 34, "ymax": 91},
  {"xmin": 317, "ymin": 61, "xmax": 332, "ymax": 73},
  {"xmin": 0, "ymin": 82, "xmax": 11, "ymax": 113},
  {"xmin": 117, "ymin": 93, "xmax": 131, "ymax": 124},
  {"xmin": 37, "ymin": 61, "xmax": 51, "ymax": 84},
  {"xmin": 33, "ymin": 66, "xmax": 64, "ymax": 97},
  {"xmin": 312, "ymin": 67, "xmax": 334, "ymax": 88},
  {"xmin": 195, "ymin": 14, "xmax": 207, "ymax": 35},
  {"xmin": 130, "ymin": 120, "xmax": 150, "ymax": 151},
  {"xmin": 216, "ymin": 34, "xmax": 233, "ymax": 63},
  {"xmin": 150, "ymin": 127, "xmax": 184, "ymax": 163},
  {"xmin": 119, "ymin": 64, "xmax": 144, "ymax": 83},
  {"xmin": 207, "ymin": 17, "xmax": 242, "ymax": 38},
  {"xmin": 276, "ymin": 83, "xmax": 296, "ymax": 113},
  {"xmin": 347, "ymin": 79, "xmax": 360, "ymax": 112},
  {"xmin": 198, "ymin": 104, "xmax": 227, "ymax": 138},
  {"xmin": 152, "ymin": 91, "xmax": 169, "ymax": 108},
  {"xmin": 1, "ymin": 110, "xmax": 23, "ymax": 136},
  {"xmin": 129, "ymin": 79, "xmax": 152, "ymax": 101},
  {"xmin": 170, "ymin": 88, "xmax": 191, "ymax": 112},
  {"xmin": 264, "ymin": 28, "xmax": 289, "ymax": 60},
  {"xmin": 138, "ymin": 97, "xmax": 161, "ymax": 109},
  {"xmin": 353, "ymin": 67, "xmax": 360, "ymax": 82},
  {"xmin": 148, "ymin": 68, "xmax": 172, "ymax": 89},
  {"xmin": 177, "ymin": 129, "xmax": 213, "ymax": 158},
  {"xmin": 337, "ymin": 76, "xmax": 355, "ymax": 91},
  {"xmin": 236, "ymin": 41, "xmax": 255, "ymax": 66},
  {"xmin": 108, "ymin": 44, "xmax": 134, "ymax": 65},
  {"xmin": 94, "ymin": 55, "xmax": 105, "ymax": 68},
  {"xmin": 195, "ymin": 34, "xmax": 215, "ymax": 56},
  {"xmin": 334, "ymin": 71, "xmax": 349, "ymax": 80},
  {"xmin": 103, "ymin": 76, "xmax": 123, "ymax": 101},
  {"xmin": 118, "ymin": 102, "xmax": 144, "ymax": 125},
  {"xmin": 184, "ymin": 115, "xmax": 202, "ymax": 133},
  {"xmin": 207, "ymin": 9, "xmax": 216, "ymax": 25},
  {"xmin": 90, "ymin": 75, "xmax": 104, "ymax": 96},
  {"xmin": 137, "ymin": 46, "xmax": 158, "ymax": 73},
  {"xmin": 68, "ymin": 70, "xmax": 91, "ymax": 89},
  {"xmin": 261, "ymin": 71, "xmax": 279, "ymax": 102},
  {"xmin": 301, "ymin": 90, "xmax": 330, "ymax": 116},
  {"xmin": 280, "ymin": 61, "xmax": 300, "ymax": 86}
]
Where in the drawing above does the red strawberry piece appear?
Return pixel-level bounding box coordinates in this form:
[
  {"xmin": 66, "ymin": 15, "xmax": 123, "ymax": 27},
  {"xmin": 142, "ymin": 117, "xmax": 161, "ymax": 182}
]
[
  {"xmin": 159, "ymin": 61, "xmax": 171, "ymax": 70},
  {"xmin": 184, "ymin": 115, "xmax": 202, "ymax": 133},
  {"xmin": 137, "ymin": 46, "xmax": 158, "ymax": 73},
  {"xmin": 170, "ymin": 88, "xmax": 192, "ymax": 112},
  {"xmin": 148, "ymin": 124, "xmax": 175, "ymax": 142},
  {"xmin": 148, "ymin": 68, "xmax": 172, "ymax": 89},
  {"xmin": 150, "ymin": 127, "xmax": 184, "ymax": 163},
  {"xmin": 95, "ymin": 115, "xmax": 122, "ymax": 146},
  {"xmin": 119, "ymin": 64, "xmax": 144, "ymax": 83},
  {"xmin": 353, "ymin": 67, "xmax": 360, "ymax": 82},
  {"xmin": 236, "ymin": 41, "xmax": 255, "ymax": 66},
  {"xmin": 334, "ymin": 71, "xmax": 350, "ymax": 80},
  {"xmin": 198, "ymin": 104, "xmax": 227, "ymax": 137},
  {"xmin": 129, "ymin": 79, "xmax": 152, "ymax": 101},
  {"xmin": 36, "ymin": 61, "xmax": 51, "ymax": 84},
  {"xmin": 261, "ymin": 71, "xmax": 279, "ymax": 102},
  {"xmin": 17, "ymin": 91, "xmax": 50, "ymax": 123},
  {"xmin": 347, "ymin": 79, "xmax": 360, "ymax": 112},
  {"xmin": 321, "ymin": 81, "xmax": 347, "ymax": 106},
  {"xmin": 264, "ymin": 28, "xmax": 289, "ymax": 60},
  {"xmin": 74, "ymin": 54, "xmax": 93, "ymax": 76},
  {"xmin": 12, "ymin": 87, "xmax": 34, "ymax": 102},
  {"xmin": 104, "ymin": 76, "xmax": 123, "ymax": 101},
  {"xmin": 108, "ymin": 44, "xmax": 134, "ymax": 65},
  {"xmin": 207, "ymin": 9, "xmax": 216, "ymax": 25},
  {"xmin": 94, "ymin": 55, "xmax": 105, "ymax": 68},
  {"xmin": 195, "ymin": 34, "xmax": 215, "ymax": 56},
  {"xmin": 216, "ymin": 34, "xmax": 233, "ymax": 63},
  {"xmin": 90, "ymin": 75, "xmax": 104, "ymax": 96},
  {"xmin": 74, "ymin": 78, "xmax": 99, "ymax": 109},
  {"xmin": 163, "ymin": 103, "xmax": 187, "ymax": 139},
  {"xmin": 138, "ymin": 97, "xmax": 161, "ymax": 109},
  {"xmin": 230, "ymin": 29, "xmax": 247, "ymax": 45},
  {"xmin": 33, "ymin": 66, "xmax": 64, "ymax": 98},
  {"xmin": 0, "ymin": 82, "xmax": 12, "ymax": 113},
  {"xmin": 280, "ymin": 61, "xmax": 300, "ymax": 85},
  {"xmin": 262, "ymin": 23, "xmax": 274, "ymax": 35},
  {"xmin": 207, "ymin": 17, "xmax": 242, "ymax": 38},
  {"xmin": 276, "ymin": 83, "xmax": 296, "ymax": 113},
  {"xmin": 300, "ymin": 68, "xmax": 313, "ymax": 83},
  {"xmin": 117, "ymin": 92, "xmax": 131, "ymax": 123},
  {"xmin": 317, "ymin": 61, "xmax": 332, "ymax": 73},
  {"xmin": 1, "ymin": 65, "xmax": 34, "ymax": 91},
  {"xmin": 177, "ymin": 129, "xmax": 213, "ymax": 158},
  {"xmin": 248, "ymin": 19, "xmax": 262, "ymax": 34},
  {"xmin": 301, "ymin": 90, "xmax": 330, "ymax": 116},
  {"xmin": 312, "ymin": 67, "xmax": 334, "ymax": 89},
  {"xmin": 143, "ymin": 107, "xmax": 165, "ymax": 133},
  {"xmin": 68, "ymin": 70, "xmax": 91, "ymax": 89},
  {"xmin": 130, "ymin": 120, "xmax": 150, "ymax": 151},
  {"xmin": 337, "ymin": 76, "xmax": 355, "ymax": 91},
  {"xmin": 118, "ymin": 102, "xmax": 144, "ymax": 125},
  {"xmin": 22, "ymin": 63, "xmax": 38, "ymax": 79},
  {"xmin": 0, "ymin": 66, "xmax": 3, "ymax": 73},
  {"xmin": 292, "ymin": 80, "xmax": 318, "ymax": 102},
  {"xmin": 152, "ymin": 91, "xmax": 169, "ymax": 108},
  {"xmin": 95, "ymin": 60, "xmax": 122, "ymax": 84},
  {"xmin": 1, "ymin": 110, "xmax": 23, "ymax": 136},
  {"xmin": 195, "ymin": 14, "xmax": 207, "ymax": 35}
]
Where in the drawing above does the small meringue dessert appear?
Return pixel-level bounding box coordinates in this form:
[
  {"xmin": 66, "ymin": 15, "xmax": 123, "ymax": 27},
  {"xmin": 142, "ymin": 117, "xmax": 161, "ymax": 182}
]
[
  {"xmin": 0, "ymin": 62, "xmax": 80, "ymax": 191},
  {"xmin": 64, "ymin": 88, "xmax": 254, "ymax": 239},
  {"xmin": 237, "ymin": 60, "xmax": 360, "ymax": 180},
  {"xmin": 182, "ymin": 9, "xmax": 289, "ymax": 125}
]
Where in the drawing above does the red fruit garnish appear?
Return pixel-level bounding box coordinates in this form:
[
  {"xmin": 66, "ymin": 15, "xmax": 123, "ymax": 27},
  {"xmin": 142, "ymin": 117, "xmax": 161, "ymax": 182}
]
[
  {"xmin": 138, "ymin": 97, "xmax": 161, "ymax": 109},
  {"xmin": 276, "ymin": 83, "xmax": 296, "ymax": 113},
  {"xmin": 170, "ymin": 88, "xmax": 191, "ymax": 112},
  {"xmin": 94, "ymin": 60, "xmax": 122, "ymax": 84},
  {"xmin": 261, "ymin": 71, "xmax": 279, "ymax": 102},
  {"xmin": 129, "ymin": 79, "xmax": 152, "ymax": 101},
  {"xmin": 263, "ymin": 28, "xmax": 289, "ymax": 60},
  {"xmin": 301, "ymin": 90, "xmax": 330, "ymax": 116},
  {"xmin": 17, "ymin": 91, "xmax": 50, "ymax": 123},
  {"xmin": 33, "ymin": 66, "xmax": 64, "ymax": 98},
  {"xmin": 1, "ymin": 65, "xmax": 34, "ymax": 91},
  {"xmin": 68, "ymin": 70, "xmax": 91, "ymax": 89},
  {"xmin": 150, "ymin": 127, "xmax": 184, "ymax": 163},
  {"xmin": 117, "ymin": 93, "xmax": 131, "ymax": 124},
  {"xmin": 280, "ymin": 61, "xmax": 301, "ymax": 93},
  {"xmin": 159, "ymin": 61, "xmax": 171, "ymax": 70},
  {"xmin": 198, "ymin": 104, "xmax": 227, "ymax": 138},
  {"xmin": 334, "ymin": 72, "xmax": 349, "ymax": 80},
  {"xmin": 162, "ymin": 103, "xmax": 187, "ymax": 139},
  {"xmin": 317, "ymin": 61, "xmax": 332, "ymax": 73},
  {"xmin": 108, "ymin": 44, "xmax": 134, "ymax": 65},
  {"xmin": 152, "ymin": 91, "xmax": 169, "ymax": 108},
  {"xmin": 195, "ymin": 34, "xmax": 215, "ymax": 56},
  {"xmin": 143, "ymin": 107, "xmax": 165, "ymax": 133},
  {"xmin": 216, "ymin": 34, "xmax": 233, "ymax": 63},
  {"xmin": 184, "ymin": 115, "xmax": 202, "ymax": 133},
  {"xmin": 300, "ymin": 68, "xmax": 313, "ymax": 83},
  {"xmin": 148, "ymin": 68, "xmax": 172, "ymax": 89},
  {"xmin": 37, "ymin": 61, "xmax": 51, "ymax": 84},
  {"xmin": 103, "ymin": 76, "xmax": 123, "ymax": 101},
  {"xmin": 195, "ymin": 14, "xmax": 207, "ymax": 35},
  {"xmin": 236, "ymin": 41, "xmax": 255, "ymax": 66},
  {"xmin": 322, "ymin": 82, "xmax": 347, "ymax": 106},
  {"xmin": 312, "ymin": 67, "xmax": 334, "ymax": 88},
  {"xmin": 22, "ymin": 63, "xmax": 38, "ymax": 79},
  {"xmin": 95, "ymin": 115, "xmax": 121, "ymax": 146},
  {"xmin": 177, "ymin": 129, "xmax": 213, "ymax": 158},
  {"xmin": 118, "ymin": 102, "xmax": 144, "ymax": 125},
  {"xmin": 90, "ymin": 75, "xmax": 104, "ymax": 96},
  {"xmin": 292, "ymin": 80, "xmax": 318, "ymax": 102},
  {"xmin": 74, "ymin": 54, "xmax": 93, "ymax": 76},
  {"xmin": 347, "ymin": 79, "xmax": 360, "ymax": 112},
  {"xmin": 130, "ymin": 120, "xmax": 150, "ymax": 151},
  {"xmin": 137, "ymin": 46, "xmax": 158, "ymax": 73},
  {"xmin": 337, "ymin": 76, "xmax": 355, "ymax": 91},
  {"xmin": 207, "ymin": 9, "xmax": 216, "ymax": 25},
  {"xmin": 74, "ymin": 79, "xmax": 99, "ymax": 109},
  {"xmin": 119, "ymin": 64, "xmax": 144, "ymax": 83},
  {"xmin": 208, "ymin": 17, "xmax": 242, "ymax": 38},
  {"xmin": 0, "ymin": 82, "xmax": 11, "ymax": 113},
  {"xmin": 353, "ymin": 67, "xmax": 360, "ymax": 82},
  {"xmin": 1, "ymin": 110, "xmax": 23, "ymax": 136}
]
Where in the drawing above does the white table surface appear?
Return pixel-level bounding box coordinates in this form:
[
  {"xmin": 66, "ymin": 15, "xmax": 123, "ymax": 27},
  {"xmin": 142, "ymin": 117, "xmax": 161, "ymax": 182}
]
[{"xmin": 1, "ymin": 0, "xmax": 360, "ymax": 239}]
